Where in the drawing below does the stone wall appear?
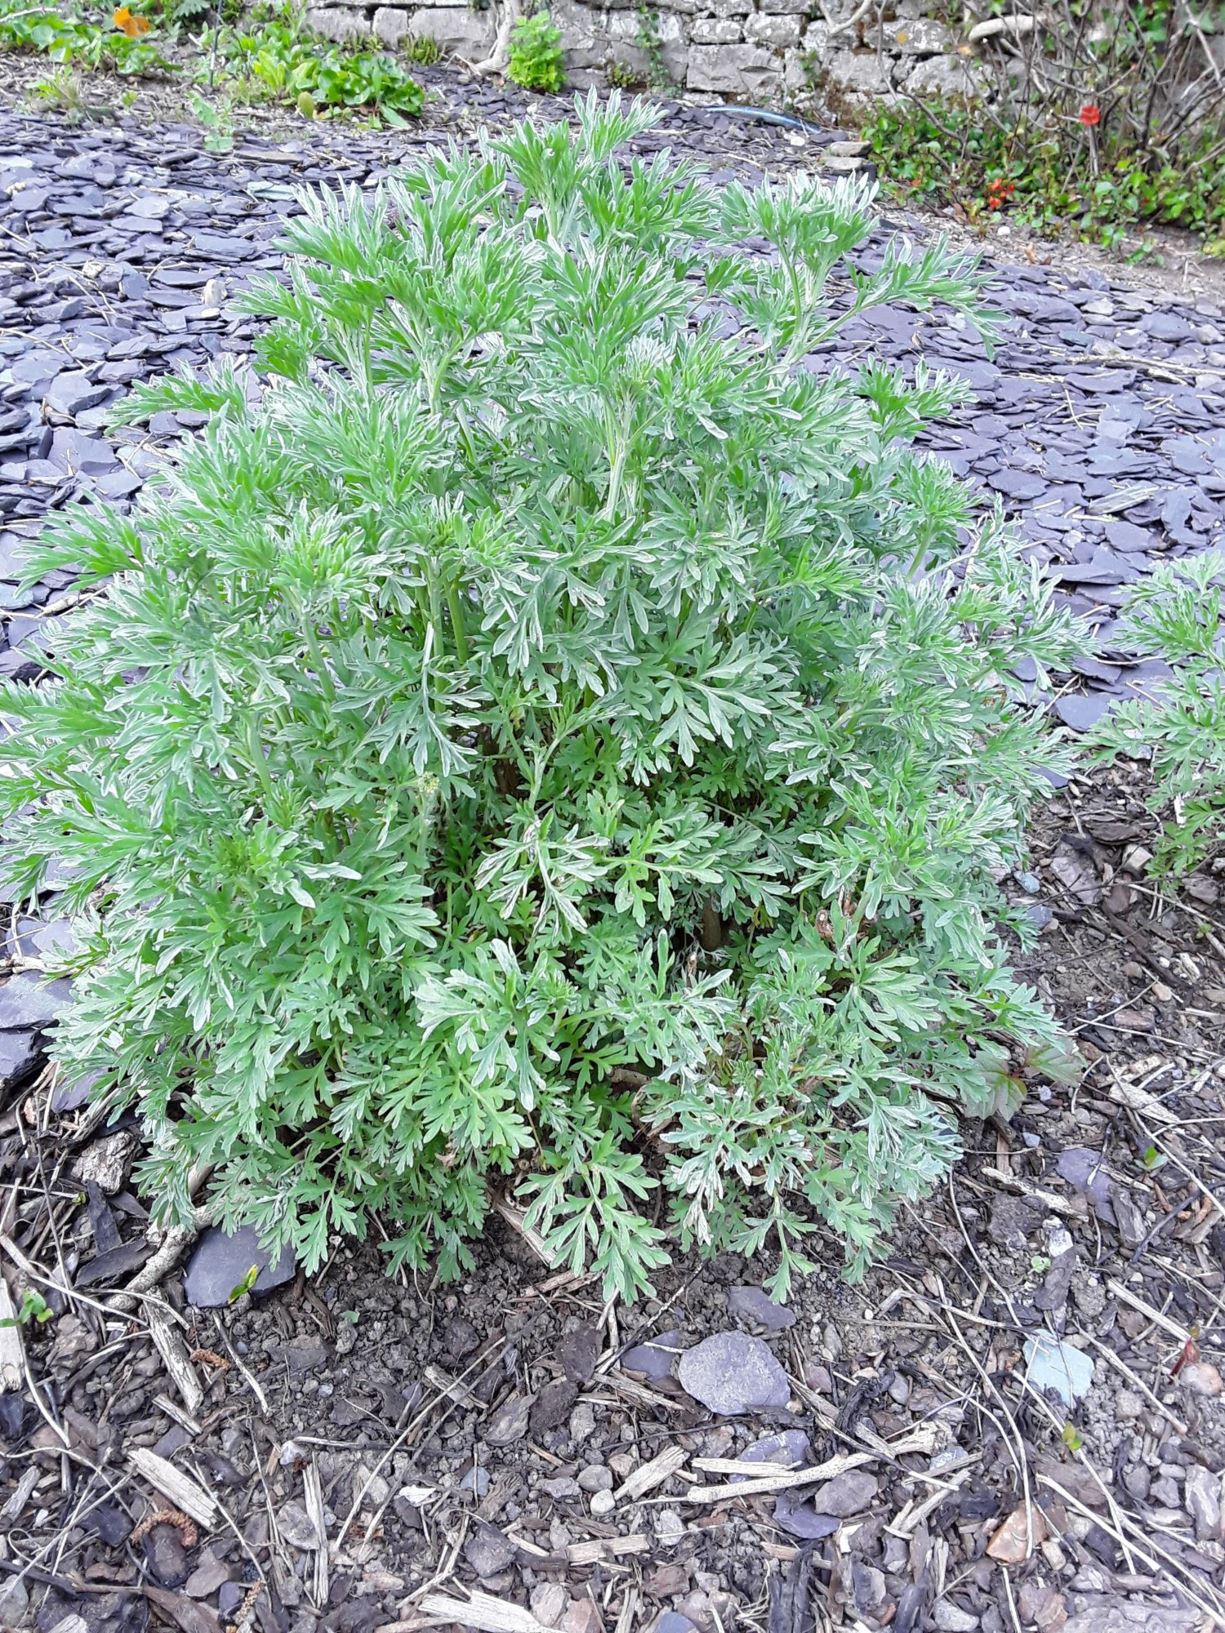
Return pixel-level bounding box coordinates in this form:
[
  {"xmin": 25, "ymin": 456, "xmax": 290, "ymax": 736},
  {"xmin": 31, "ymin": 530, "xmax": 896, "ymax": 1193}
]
[{"xmin": 305, "ymin": 0, "xmax": 990, "ymax": 108}]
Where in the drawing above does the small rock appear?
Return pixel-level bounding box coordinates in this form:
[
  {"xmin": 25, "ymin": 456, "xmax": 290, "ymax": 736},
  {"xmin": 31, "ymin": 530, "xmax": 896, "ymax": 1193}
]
[
  {"xmin": 485, "ymin": 1393, "xmax": 533, "ymax": 1446},
  {"xmin": 541, "ymin": 1475, "xmax": 581, "ymax": 1499},
  {"xmin": 655, "ymin": 1617, "xmax": 699, "ymax": 1633},
  {"xmin": 530, "ymin": 1584, "xmax": 569, "ymax": 1628},
  {"xmin": 675, "ymin": 1590, "xmax": 736, "ymax": 1633},
  {"xmin": 932, "ymin": 1602, "xmax": 978, "ymax": 1632},
  {"xmin": 852, "ymin": 1563, "xmax": 890, "ymax": 1620},
  {"xmin": 277, "ymin": 1500, "xmax": 318, "ymax": 1551},
  {"xmin": 808, "ymin": 1466, "xmax": 877, "ymax": 1516},
  {"xmin": 0, "ymin": 1028, "xmax": 42, "ymax": 1095},
  {"xmin": 1056, "ymin": 1148, "xmax": 1112, "ymax": 1212},
  {"xmin": 441, "ymin": 1314, "xmax": 479, "ymax": 1361},
  {"xmin": 45, "ymin": 370, "xmax": 110, "ymax": 419},
  {"xmin": 143, "ymin": 1523, "xmax": 189, "ymax": 1587},
  {"xmin": 676, "ymin": 1332, "xmax": 790, "ymax": 1415},
  {"xmin": 1050, "ymin": 847, "xmax": 1101, "ymax": 907},
  {"xmin": 1180, "ymin": 1361, "xmax": 1223, "ymax": 1397},
  {"xmin": 459, "ymin": 1466, "xmax": 490, "ymax": 1499},
  {"xmin": 530, "ymin": 1379, "xmax": 578, "ymax": 1434},
  {"xmin": 569, "ymin": 1401, "xmax": 596, "ymax": 1442},
  {"xmin": 0, "ymin": 1577, "xmax": 28, "ymax": 1628},
  {"xmin": 577, "ymin": 1464, "xmax": 613, "ymax": 1493},
  {"xmin": 1018, "ymin": 1580, "xmax": 1067, "ymax": 1632},
  {"xmin": 184, "ymin": 1554, "xmax": 233, "ymax": 1597},
  {"xmin": 590, "ymin": 1488, "xmax": 615, "ymax": 1518},
  {"xmin": 560, "ymin": 1599, "xmax": 603, "ymax": 1633},
  {"xmin": 464, "ymin": 1521, "xmax": 515, "ymax": 1579},
  {"xmin": 1184, "ymin": 1465, "xmax": 1223, "ymax": 1540},
  {"xmin": 559, "ymin": 1323, "xmax": 599, "ymax": 1384},
  {"xmin": 0, "ymin": 966, "xmax": 73, "ymax": 1032},
  {"xmin": 987, "ymin": 1195, "xmax": 1039, "ymax": 1250},
  {"xmin": 727, "ymin": 1285, "xmax": 795, "ymax": 1332},
  {"xmin": 735, "ymin": 1429, "xmax": 812, "ymax": 1476},
  {"xmin": 284, "ymin": 1335, "xmax": 328, "ymax": 1375},
  {"xmin": 655, "ymin": 1508, "xmax": 686, "ymax": 1547}
]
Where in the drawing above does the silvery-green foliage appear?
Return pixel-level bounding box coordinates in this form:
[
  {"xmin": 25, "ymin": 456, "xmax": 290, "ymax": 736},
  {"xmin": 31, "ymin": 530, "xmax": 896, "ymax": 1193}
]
[
  {"xmin": 1097, "ymin": 552, "xmax": 1225, "ymax": 876},
  {"xmin": 0, "ymin": 96, "xmax": 1084, "ymax": 1299}
]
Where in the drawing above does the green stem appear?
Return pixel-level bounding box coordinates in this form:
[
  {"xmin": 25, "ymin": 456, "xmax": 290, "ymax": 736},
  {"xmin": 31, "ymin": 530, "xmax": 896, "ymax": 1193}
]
[{"xmin": 446, "ymin": 580, "xmax": 471, "ymax": 666}]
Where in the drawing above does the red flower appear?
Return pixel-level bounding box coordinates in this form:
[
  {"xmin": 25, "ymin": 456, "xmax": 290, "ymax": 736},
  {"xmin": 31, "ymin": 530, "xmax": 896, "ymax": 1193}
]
[{"xmin": 1079, "ymin": 103, "xmax": 1102, "ymax": 127}]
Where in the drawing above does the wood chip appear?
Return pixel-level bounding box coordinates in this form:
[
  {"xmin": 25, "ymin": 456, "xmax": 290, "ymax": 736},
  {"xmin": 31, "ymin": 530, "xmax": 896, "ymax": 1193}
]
[
  {"xmin": 423, "ymin": 1364, "xmax": 480, "ymax": 1406},
  {"xmin": 980, "ymin": 1166, "xmax": 1079, "ymax": 1218},
  {"xmin": 416, "ymin": 1590, "xmax": 556, "ymax": 1633},
  {"xmin": 613, "ymin": 1444, "xmax": 687, "ymax": 1506},
  {"xmin": 677, "ymin": 1449, "xmax": 877, "ymax": 1505},
  {"xmin": 148, "ymin": 1304, "xmax": 204, "ymax": 1416},
  {"xmin": 0, "ymin": 1277, "xmax": 24, "ymax": 1392},
  {"xmin": 1107, "ymin": 1068, "xmax": 1179, "ymax": 1126},
  {"xmin": 304, "ymin": 1458, "xmax": 329, "ymax": 1607},
  {"xmin": 1, "ymin": 1465, "xmax": 39, "ymax": 1523},
  {"xmin": 128, "ymin": 1448, "xmax": 217, "ymax": 1529},
  {"xmin": 566, "ymin": 1533, "xmax": 650, "ymax": 1566},
  {"xmin": 1105, "ymin": 1278, "xmax": 1193, "ymax": 1343}
]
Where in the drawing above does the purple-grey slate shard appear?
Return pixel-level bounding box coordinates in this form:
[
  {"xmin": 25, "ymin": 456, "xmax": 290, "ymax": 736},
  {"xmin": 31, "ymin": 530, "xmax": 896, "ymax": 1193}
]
[
  {"xmin": 810, "ymin": 1466, "xmax": 879, "ymax": 1516},
  {"xmin": 0, "ymin": 1027, "xmax": 42, "ymax": 1094},
  {"xmin": 736, "ymin": 1429, "xmax": 813, "ymax": 1478},
  {"xmin": 1165, "ymin": 439, "xmax": 1211, "ymax": 476},
  {"xmin": 620, "ymin": 1329, "xmax": 685, "ymax": 1381},
  {"xmin": 1024, "ymin": 1333, "xmax": 1094, "ymax": 1406},
  {"xmin": 44, "ymin": 372, "xmax": 110, "ymax": 419},
  {"xmin": 1105, "ymin": 519, "xmax": 1153, "ymax": 553},
  {"xmin": 1097, "ymin": 417, "xmax": 1136, "ymax": 444},
  {"xmin": 1070, "ymin": 655, "xmax": 1123, "ymax": 685},
  {"xmin": 655, "ymin": 1617, "xmax": 699, "ymax": 1633},
  {"xmin": 1053, "ymin": 551, "xmax": 1133, "ymax": 586},
  {"xmin": 183, "ymin": 1223, "xmax": 295, "ymax": 1308},
  {"xmin": 677, "ymin": 1332, "xmax": 790, "ymax": 1415},
  {"xmin": 1054, "ymin": 693, "xmax": 1112, "ymax": 733},
  {"xmin": 1119, "ymin": 659, "xmax": 1175, "ymax": 699},
  {"xmin": 0, "ymin": 972, "xmax": 73, "ymax": 1030},
  {"xmin": 1056, "ymin": 1146, "xmax": 1114, "ymax": 1215},
  {"xmin": 52, "ymin": 1069, "xmax": 99, "ymax": 1114},
  {"xmin": 773, "ymin": 1491, "xmax": 839, "ymax": 1540},
  {"xmin": 987, "ymin": 469, "xmax": 1047, "ymax": 501},
  {"xmin": 1141, "ymin": 312, "xmax": 1198, "ymax": 342},
  {"xmin": 727, "ymin": 1285, "xmax": 795, "ymax": 1332}
]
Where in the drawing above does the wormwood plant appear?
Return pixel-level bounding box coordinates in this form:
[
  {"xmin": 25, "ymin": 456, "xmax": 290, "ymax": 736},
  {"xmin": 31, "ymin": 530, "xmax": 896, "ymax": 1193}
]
[
  {"xmin": 0, "ymin": 97, "xmax": 1084, "ymax": 1299},
  {"xmin": 1097, "ymin": 554, "xmax": 1225, "ymax": 876}
]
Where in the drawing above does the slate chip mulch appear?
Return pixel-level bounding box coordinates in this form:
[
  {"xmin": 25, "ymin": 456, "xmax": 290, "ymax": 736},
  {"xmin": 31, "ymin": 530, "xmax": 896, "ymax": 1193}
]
[{"xmin": 0, "ymin": 89, "xmax": 1224, "ymax": 1633}]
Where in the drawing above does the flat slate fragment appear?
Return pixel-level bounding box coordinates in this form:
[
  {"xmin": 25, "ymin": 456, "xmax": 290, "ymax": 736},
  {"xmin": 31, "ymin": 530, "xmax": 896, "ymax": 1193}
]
[
  {"xmin": 1024, "ymin": 1333, "xmax": 1095, "ymax": 1406},
  {"xmin": 182, "ymin": 1222, "xmax": 295, "ymax": 1308},
  {"xmin": 676, "ymin": 1331, "xmax": 790, "ymax": 1415},
  {"xmin": 727, "ymin": 1284, "xmax": 795, "ymax": 1332}
]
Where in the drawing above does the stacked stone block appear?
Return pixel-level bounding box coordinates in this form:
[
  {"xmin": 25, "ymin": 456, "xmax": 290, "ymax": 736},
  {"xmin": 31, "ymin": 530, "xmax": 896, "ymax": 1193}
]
[{"xmin": 305, "ymin": 0, "xmax": 989, "ymax": 105}]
